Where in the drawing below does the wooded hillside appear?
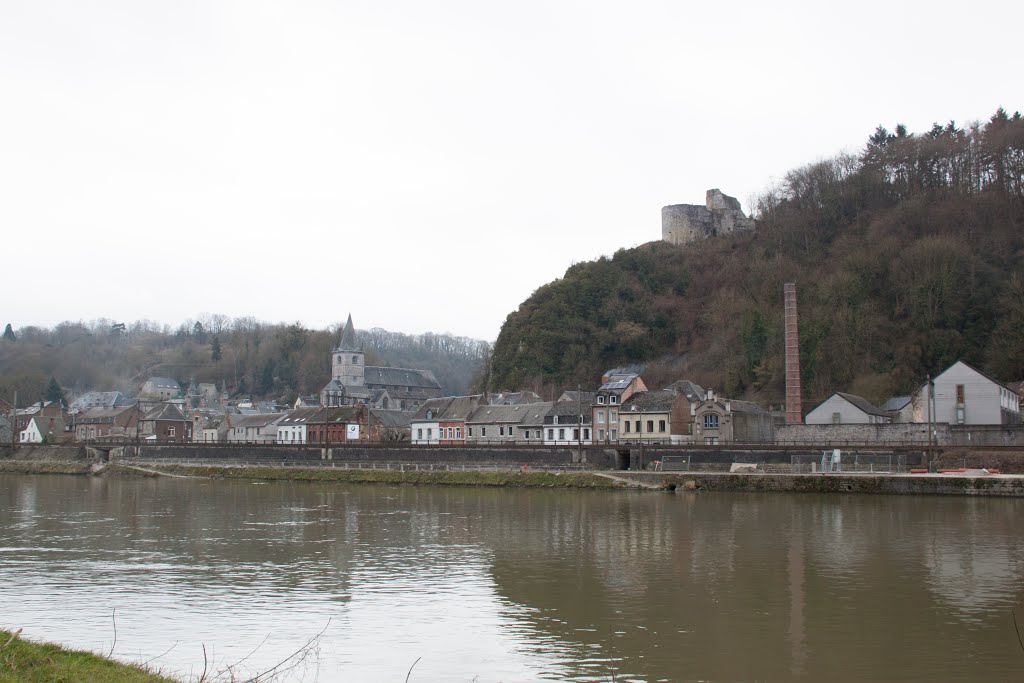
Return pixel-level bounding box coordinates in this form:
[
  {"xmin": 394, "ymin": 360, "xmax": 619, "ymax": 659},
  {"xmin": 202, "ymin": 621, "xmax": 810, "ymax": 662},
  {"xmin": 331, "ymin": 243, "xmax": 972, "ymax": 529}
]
[
  {"xmin": 488, "ymin": 109, "xmax": 1024, "ymax": 407},
  {"xmin": 0, "ymin": 317, "xmax": 488, "ymax": 406}
]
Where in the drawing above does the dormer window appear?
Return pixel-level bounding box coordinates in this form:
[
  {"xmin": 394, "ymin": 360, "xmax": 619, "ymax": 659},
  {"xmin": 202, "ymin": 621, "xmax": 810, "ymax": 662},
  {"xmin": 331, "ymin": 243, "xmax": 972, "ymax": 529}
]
[
  {"xmin": 610, "ymin": 395, "xmax": 618, "ymax": 405},
  {"xmin": 426, "ymin": 410, "xmax": 433, "ymax": 420},
  {"xmin": 598, "ymin": 396, "xmax": 605, "ymax": 404}
]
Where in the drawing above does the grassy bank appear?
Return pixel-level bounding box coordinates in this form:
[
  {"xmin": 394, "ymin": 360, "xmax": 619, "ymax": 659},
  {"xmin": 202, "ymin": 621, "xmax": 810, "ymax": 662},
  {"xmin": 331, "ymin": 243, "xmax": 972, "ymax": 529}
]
[
  {"xmin": 0, "ymin": 461, "xmax": 92, "ymax": 476},
  {"xmin": 146, "ymin": 463, "xmax": 623, "ymax": 489},
  {"xmin": 0, "ymin": 629, "xmax": 176, "ymax": 683}
]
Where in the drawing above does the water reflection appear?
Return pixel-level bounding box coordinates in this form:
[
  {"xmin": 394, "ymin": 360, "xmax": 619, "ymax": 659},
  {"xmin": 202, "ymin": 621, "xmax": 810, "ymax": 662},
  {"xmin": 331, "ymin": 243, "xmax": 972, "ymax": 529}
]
[{"xmin": 2, "ymin": 475, "xmax": 1024, "ymax": 681}]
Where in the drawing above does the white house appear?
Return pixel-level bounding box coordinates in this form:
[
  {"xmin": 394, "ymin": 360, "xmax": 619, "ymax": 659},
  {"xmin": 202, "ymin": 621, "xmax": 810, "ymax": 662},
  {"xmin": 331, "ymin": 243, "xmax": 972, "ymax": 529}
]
[
  {"xmin": 276, "ymin": 407, "xmax": 320, "ymax": 444},
  {"xmin": 226, "ymin": 413, "xmax": 286, "ymax": 443},
  {"xmin": 19, "ymin": 416, "xmax": 63, "ymax": 443},
  {"xmin": 805, "ymin": 392, "xmax": 892, "ymax": 425},
  {"xmin": 911, "ymin": 360, "xmax": 1020, "ymax": 425}
]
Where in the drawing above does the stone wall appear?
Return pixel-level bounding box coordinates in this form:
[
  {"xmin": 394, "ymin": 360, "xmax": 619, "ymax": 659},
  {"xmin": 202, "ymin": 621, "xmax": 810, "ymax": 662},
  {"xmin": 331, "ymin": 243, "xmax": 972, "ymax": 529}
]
[
  {"xmin": 662, "ymin": 189, "xmax": 755, "ymax": 246},
  {"xmin": 774, "ymin": 423, "xmax": 943, "ymax": 445},
  {"xmin": 949, "ymin": 425, "xmax": 1024, "ymax": 446}
]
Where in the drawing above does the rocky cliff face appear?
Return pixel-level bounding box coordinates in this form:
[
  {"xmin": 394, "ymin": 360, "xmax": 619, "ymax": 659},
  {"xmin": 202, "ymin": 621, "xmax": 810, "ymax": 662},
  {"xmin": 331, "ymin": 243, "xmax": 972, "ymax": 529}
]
[{"xmin": 662, "ymin": 189, "xmax": 755, "ymax": 246}]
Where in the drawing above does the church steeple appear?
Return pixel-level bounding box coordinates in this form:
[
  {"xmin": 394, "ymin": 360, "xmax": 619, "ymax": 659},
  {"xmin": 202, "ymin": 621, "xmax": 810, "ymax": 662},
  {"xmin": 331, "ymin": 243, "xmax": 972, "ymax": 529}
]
[
  {"xmin": 336, "ymin": 314, "xmax": 358, "ymax": 352},
  {"xmin": 331, "ymin": 314, "xmax": 365, "ymax": 386}
]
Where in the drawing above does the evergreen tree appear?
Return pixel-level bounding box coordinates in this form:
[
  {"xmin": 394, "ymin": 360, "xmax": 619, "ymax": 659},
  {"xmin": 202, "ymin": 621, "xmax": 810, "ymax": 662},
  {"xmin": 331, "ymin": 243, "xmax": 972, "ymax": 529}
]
[
  {"xmin": 44, "ymin": 377, "xmax": 65, "ymax": 407},
  {"xmin": 211, "ymin": 335, "xmax": 222, "ymax": 362},
  {"xmin": 2, "ymin": 324, "xmax": 15, "ymax": 342}
]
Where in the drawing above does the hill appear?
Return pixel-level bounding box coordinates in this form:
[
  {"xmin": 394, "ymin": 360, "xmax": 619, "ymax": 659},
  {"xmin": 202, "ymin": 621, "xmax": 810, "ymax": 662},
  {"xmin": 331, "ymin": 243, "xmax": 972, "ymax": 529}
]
[
  {"xmin": 0, "ymin": 318, "xmax": 488, "ymax": 406},
  {"xmin": 487, "ymin": 109, "xmax": 1024, "ymax": 407}
]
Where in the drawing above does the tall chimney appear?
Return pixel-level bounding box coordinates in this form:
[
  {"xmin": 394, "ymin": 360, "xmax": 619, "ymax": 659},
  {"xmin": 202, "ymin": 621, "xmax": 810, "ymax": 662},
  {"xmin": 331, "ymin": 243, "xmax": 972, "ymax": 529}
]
[{"xmin": 784, "ymin": 283, "xmax": 803, "ymax": 424}]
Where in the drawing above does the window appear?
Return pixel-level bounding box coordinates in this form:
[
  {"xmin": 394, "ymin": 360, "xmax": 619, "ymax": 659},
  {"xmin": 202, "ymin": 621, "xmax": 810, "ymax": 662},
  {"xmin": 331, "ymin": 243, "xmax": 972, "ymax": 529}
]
[
  {"xmin": 426, "ymin": 410, "xmax": 432, "ymax": 420},
  {"xmin": 337, "ymin": 355, "xmax": 342, "ymax": 363},
  {"xmin": 467, "ymin": 427, "xmax": 473, "ymax": 437},
  {"xmin": 481, "ymin": 427, "xmax": 486, "ymax": 437},
  {"xmin": 535, "ymin": 430, "xmax": 541, "ymax": 439},
  {"xmin": 647, "ymin": 420, "xmax": 654, "ymax": 433},
  {"xmin": 634, "ymin": 420, "xmax": 640, "ymax": 433},
  {"xmin": 168, "ymin": 427, "xmax": 175, "ymax": 437},
  {"xmin": 832, "ymin": 412, "xmax": 841, "ymax": 424},
  {"xmin": 552, "ymin": 416, "xmax": 558, "ymax": 425},
  {"xmin": 704, "ymin": 436, "xmax": 719, "ymax": 445},
  {"xmin": 624, "ymin": 421, "xmax": 630, "ymax": 433},
  {"xmin": 659, "ymin": 420, "xmax": 666, "ymax": 432},
  {"xmin": 547, "ymin": 429, "xmax": 554, "ymax": 440},
  {"xmin": 427, "ymin": 428, "xmax": 433, "ymax": 439},
  {"xmin": 352, "ymin": 356, "xmax": 359, "ymax": 363},
  {"xmin": 598, "ymin": 429, "xmax": 605, "ymax": 441},
  {"xmin": 447, "ymin": 427, "xmax": 453, "ymax": 439},
  {"xmin": 598, "ymin": 395, "xmax": 605, "ymax": 404},
  {"xmin": 417, "ymin": 428, "xmax": 423, "ymax": 439},
  {"xmin": 703, "ymin": 414, "xmax": 719, "ymax": 429},
  {"xmin": 584, "ymin": 429, "xmax": 590, "ymax": 440},
  {"xmin": 456, "ymin": 427, "xmax": 462, "ymax": 439},
  {"xmin": 499, "ymin": 426, "xmax": 505, "ymax": 436},
  {"xmin": 956, "ymin": 384, "xmax": 965, "ymax": 404},
  {"xmin": 597, "ymin": 410, "xmax": 605, "ymax": 423},
  {"xmin": 610, "ymin": 410, "xmax": 617, "ymax": 422},
  {"xmin": 558, "ymin": 428, "xmax": 565, "ymax": 440},
  {"xmin": 610, "ymin": 395, "xmax": 618, "ymax": 404},
  {"xmin": 610, "ymin": 429, "xmax": 617, "ymax": 440}
]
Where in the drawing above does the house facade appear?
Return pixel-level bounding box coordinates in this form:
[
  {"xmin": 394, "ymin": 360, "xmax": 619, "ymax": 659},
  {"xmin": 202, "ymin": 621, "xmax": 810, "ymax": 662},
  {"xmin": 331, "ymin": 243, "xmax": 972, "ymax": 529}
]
[
  {"xmin": 75, "ymin": 406, "xmax": 143, "ymax": 441},
  {"xmin": 692, "ymin": 390, "xmax": 774, "ymax": 444},
  {"xmin": 226, "ymin": 413, "xmax": 286, "ymax": 443},
  {"xmin": 140, "ymin": 403, "xmax": 192, "ymax": 442},
  {"xmin": 592, "ymin": 370, "xmax": 648, "ymax": 443},
  {"xmin": 20, "ymin": 415, "xmax": 64, "ymax": 443},
  {"xmin": 410, "ymin": 395, "xmax": 484, "ymax": 445},
  {"xmin": 805, "ymin": 392, "xmax": 892, "ymax": 425},
  {"xmin": 911, "ymin": 361, "xmax": 1021, "ymax": 425},
  {"xmin": 617, "ymin": 390, "xmax": 679, "ymax": 444},
  {"xmin": 276, "ymin": 407, "xmax": 321, "ymax": 444},
  {"xmin": 543, "ymin": 400, "xmax": 592, "ymax": 445}
]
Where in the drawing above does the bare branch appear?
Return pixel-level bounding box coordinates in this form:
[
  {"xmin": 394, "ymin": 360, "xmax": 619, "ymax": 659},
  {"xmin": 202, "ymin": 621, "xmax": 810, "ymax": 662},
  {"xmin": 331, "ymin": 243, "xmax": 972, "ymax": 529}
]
[{"xmin": 404, "ymin": 656, "xmax": 421, "ymax": 683}]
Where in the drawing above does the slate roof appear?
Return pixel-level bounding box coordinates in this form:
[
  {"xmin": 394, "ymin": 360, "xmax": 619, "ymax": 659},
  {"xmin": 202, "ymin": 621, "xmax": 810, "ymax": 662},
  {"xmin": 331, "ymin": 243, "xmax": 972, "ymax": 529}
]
[
  {"xmin": 489, "ymin": 391, "xmax": 544, "ymax": 405},
  {"xmin": 142, "ymin": 403, "xmax": 188, "ymax": 422},
  {"xmin": 334, "ymin": 315, "xmax": 359, "ymax": 352},
  {"xmin": 233, "ymin": 413, "xmax": 287, "ymax": 429},
  {"xmin": 467, "ymin": 402, "xmax": 550, "ymax": 425},
  {"xmin": 727, "ymin": 399, "xmax": 768, "ymax": 415},
  {"xmin": 375, "ymin": 410, "xmax": 416, "ymax": 429},
  {"xmin": 558, "ymin": 391, "xmax": 596, "ymax": 404},
  {"xmin": 663, "ymin": 380, "xmax": 706, "ymax": 403},
  {"xmin": 881, "ymin": 396, "xmax": 912, "ymax": 412},
  {"xmin": 76, "ymin": 406, "xmax": 138, "ymax": 423},
  {"xmin": 308, "ymin": 407, "xmax": 361, "ymax": 424},
  {"xmin": 412, "ymin": 395, "xmax": 484, "ymax": 422},
  {"xmin": 279, "ymin": 407, "xmax": 323, "ymax": 426},
  {"xmin": 69, "ymin": 391, "xmax": 133, "ymax": 411},
  {"xmin": 519, "ymin": 402, "xmax": 554, "ymax": 427},
  {"xmin": 145, "ymin": 377, "xmax": 180, "ymax": 390},
  {"xmin": 365, "ymin": 366, "xmax": 441, "ymax": 390},
  {"xmin": 835, "ymin": 392, "xmax": 889, "ymax": 417},
  {"xmin": 28, "ymin": 415, "xmax": 64, "ymax": 437},
  {"xmin": 621, "ymin": 390, "xmax": 676, "ymax": 412},
  {"xmin": 548, "ymin": 400, "xmax": 590, "ymax": 419}
]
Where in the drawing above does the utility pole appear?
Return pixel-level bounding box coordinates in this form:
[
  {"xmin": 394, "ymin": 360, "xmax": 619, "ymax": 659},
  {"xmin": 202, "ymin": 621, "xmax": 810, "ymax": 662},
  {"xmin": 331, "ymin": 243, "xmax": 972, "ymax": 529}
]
[
  {"xmin": 10, "ymin": 391, "xmax": 16, "ymax": 451},
  {"xmin": 577, "ymin": 385, "xmax": 583, "ymax": 464}
]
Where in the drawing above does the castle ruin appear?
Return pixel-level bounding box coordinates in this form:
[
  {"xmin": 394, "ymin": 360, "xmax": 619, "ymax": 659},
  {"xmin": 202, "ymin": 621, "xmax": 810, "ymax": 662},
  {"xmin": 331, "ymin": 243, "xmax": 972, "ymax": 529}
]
[{"xmin": 662, "ymin": 189, "xmax": 755, "ymax": 246}]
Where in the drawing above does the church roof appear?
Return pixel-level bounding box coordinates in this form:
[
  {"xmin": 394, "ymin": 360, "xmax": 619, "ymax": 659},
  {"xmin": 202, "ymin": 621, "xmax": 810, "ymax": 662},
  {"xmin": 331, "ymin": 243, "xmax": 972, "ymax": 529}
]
[
  {"xmin": 364, "ymin": 366, "xmax": 441, "ymax": 390},
  {"xmin": 334, "ymin": 314, "xmax": 359, "ymax": 352}
]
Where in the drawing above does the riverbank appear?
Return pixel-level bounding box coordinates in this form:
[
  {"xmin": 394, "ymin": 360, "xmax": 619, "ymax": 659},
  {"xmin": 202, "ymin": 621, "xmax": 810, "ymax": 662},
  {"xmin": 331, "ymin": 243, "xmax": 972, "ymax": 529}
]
[{"xmin": 0, "ymin": 629, "xmax": 176, "ymax": 682}]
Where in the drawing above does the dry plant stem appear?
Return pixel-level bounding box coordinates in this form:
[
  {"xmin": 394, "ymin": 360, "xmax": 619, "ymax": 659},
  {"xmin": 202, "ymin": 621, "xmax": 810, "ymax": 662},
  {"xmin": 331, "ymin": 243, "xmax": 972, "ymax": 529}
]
[
  {"xmin": 198, "ymin": 643, "xmax": 209, "ymax": 683},
  {"xmin": 239, "ymin": 618, "xmax": 331, "ymax": 683},
  {"xmin": 108, "ymin": 608, "xmax": 117, "ymax": 657},
  {"xmin": 221, "ymin": 633, "xmax": 270, "ymax": 679},
  {"xmin": 0, "ymin": 628, "xmax": 22, "ymax": 653},
  {"xmin": 1013, "ymin": 609, "xmax": 1024, "ymax": 654},
  {"xmin": 141, "ymin": 641, "xmax": 179, "ymax": 668},
  {"xmin": 405, "ymin": 656, "xmax": 421, "ymax": 683}
]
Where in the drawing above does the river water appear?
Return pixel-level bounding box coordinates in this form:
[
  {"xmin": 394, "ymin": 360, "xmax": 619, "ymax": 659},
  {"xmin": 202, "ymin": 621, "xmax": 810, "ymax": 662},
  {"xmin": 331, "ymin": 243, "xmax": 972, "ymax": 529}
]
[{"xmin": 1, "ymin": 473, "xmax": 1023, "ymax": 682}]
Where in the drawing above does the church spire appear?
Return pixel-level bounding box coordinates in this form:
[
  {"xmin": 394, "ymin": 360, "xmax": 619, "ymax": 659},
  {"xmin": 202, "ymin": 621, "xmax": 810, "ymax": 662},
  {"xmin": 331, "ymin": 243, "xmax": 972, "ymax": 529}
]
[{"xmin": 337, "ymin": 314, "xmax": 358, "ymax": 351}]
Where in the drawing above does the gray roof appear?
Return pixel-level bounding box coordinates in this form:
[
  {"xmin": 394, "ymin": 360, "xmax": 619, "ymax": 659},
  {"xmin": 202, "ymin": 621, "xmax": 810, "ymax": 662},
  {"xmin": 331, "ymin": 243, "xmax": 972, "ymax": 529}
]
[
  {"xmin": 76, "ymin": 406, "xmax": 138, "ymax": 422},
  {"xmin": 519, "ymin": 402, "xmax": 554, "ymax": 427},
  {"xmin": 467, "ymin": 402, "xmax": 551, "ymax": 425},
  {"xmin": 727, "ymin": 399, "xmax": 768, "ymax": 415},
  {"xmin": 334, "ymin": 315, "xmax": 359, "ymax": 352},
  {"xmin": 412, "ymin": 395, "xmax": 484, "ymax": 422},
  {"xmin": 881, "ymin": 396, "xmax": 912, "ymax": 411},
  {"xmin": 663, "ymin": 380, "xmax": 705, "ymax": 403},
  {"xmin": 145, "ymin": 377, "xmax": 180, "ymax": 390},
  {"xmin": 279, "ymin": 407, "xmax": 323, "ymax": 426},
  {"xmin": 621, "ymin": 390, "xmax": 676, "ymax": 412},
  {"xmin": 489, "ymin": 391, "xmax": 543, "ymax": 405},
  {"xmin": 599, "ymin": 373, "xmax": 641, "ymax": 392},
  {"xmin": 142, "ymin": 403, "xmax": 187, "ymax": 422},
  {"xmin": 365, "ymin": 366, "xmax": 441, "ymax": 390},
  {"xmin": 233, "ymin": 413, "xmax": 287, "ymax": 429},
  {"xmin": 69, "ymin": 391, "xmax": 133, "ymax": 411},
  {"xmin": 835, "ymin": 392, "xmax": 889, "ymax": 417},
  {"xmin": 375, "ymin": 410, "xmax": 416, "ymax": 429},
  {"xmin": 557, "ymin": 391, "xmax": 596, "ymax": 404}
]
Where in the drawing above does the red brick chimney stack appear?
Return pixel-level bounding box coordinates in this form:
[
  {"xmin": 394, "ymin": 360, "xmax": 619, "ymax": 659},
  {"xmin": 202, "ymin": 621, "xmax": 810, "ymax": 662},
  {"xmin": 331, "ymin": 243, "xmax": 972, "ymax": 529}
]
[{"xmin": 784, "ymin": 283, "xmax": 802, "ymax": 424}]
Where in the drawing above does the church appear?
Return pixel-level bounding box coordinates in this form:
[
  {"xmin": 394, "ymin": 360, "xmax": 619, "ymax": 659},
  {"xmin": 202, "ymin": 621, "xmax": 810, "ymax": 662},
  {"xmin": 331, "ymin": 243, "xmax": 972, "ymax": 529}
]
[{"xmin": 319, "ymin": 315, "xmax": 443, "ymax": 412}]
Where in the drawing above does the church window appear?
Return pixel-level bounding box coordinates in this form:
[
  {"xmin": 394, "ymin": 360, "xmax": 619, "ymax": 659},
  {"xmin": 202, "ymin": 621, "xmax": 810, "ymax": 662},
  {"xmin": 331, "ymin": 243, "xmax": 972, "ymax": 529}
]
[
  {"xmin": 337, "ymin": 355, "xmax": 342, "ymax": 363},
  {"xmin": 353, "ymin": 356, "xmax": 359, "ymax": 364}
]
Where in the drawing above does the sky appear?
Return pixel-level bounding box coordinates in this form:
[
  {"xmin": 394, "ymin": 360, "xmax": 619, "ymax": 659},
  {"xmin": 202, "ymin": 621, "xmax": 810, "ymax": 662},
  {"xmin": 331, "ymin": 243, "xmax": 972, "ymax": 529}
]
[{"xmin": 1, "ymin": 0, "xmax": 1020, "ymax": 341}]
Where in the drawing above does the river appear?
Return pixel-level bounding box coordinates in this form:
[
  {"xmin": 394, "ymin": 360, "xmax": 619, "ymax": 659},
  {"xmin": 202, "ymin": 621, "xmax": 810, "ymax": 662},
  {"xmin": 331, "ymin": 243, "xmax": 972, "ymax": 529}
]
[{"xmin": 1, "ymin": 473, "xmax": 1023, "ymax": 682}]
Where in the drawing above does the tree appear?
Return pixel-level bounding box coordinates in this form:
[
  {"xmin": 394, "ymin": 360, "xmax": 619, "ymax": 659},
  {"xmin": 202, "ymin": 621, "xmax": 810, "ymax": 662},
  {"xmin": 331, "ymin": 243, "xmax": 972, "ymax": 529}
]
[
  {"xmin": 211, "ymin": 335, "xmax": 222, "ymax": 362},
  {"xmin": 192, "ymin": 321, "xmax": 206, "ymax": 343},
  {"xmin": 44, "ymin": 377, "xmax": 65, "ymax": 407},
  {"xmin": 2, "ymin": 324, "xmax": 15, "ymax": 342}
]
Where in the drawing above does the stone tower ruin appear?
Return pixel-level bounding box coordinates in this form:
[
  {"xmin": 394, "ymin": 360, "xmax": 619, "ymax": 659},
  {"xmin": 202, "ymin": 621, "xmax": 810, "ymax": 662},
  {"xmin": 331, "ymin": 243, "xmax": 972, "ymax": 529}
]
[{"xmin": 662, "ymin": 189, "xmax": 755, "ymax": 246}]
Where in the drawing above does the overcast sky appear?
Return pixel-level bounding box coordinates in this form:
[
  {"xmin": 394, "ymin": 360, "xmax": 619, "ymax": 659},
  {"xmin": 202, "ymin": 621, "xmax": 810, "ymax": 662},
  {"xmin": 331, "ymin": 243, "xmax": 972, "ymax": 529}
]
[{"xmin": 1, "ymin": 0, "xmax": 1020, "ymax": 341}]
